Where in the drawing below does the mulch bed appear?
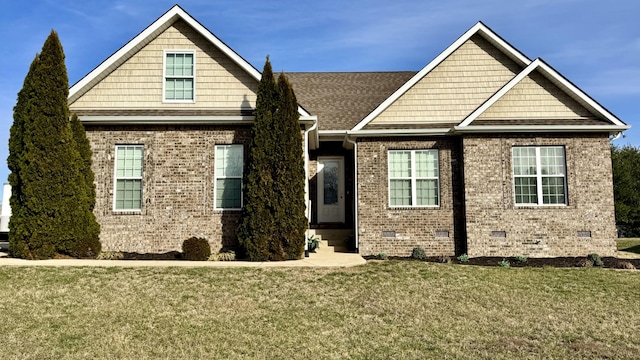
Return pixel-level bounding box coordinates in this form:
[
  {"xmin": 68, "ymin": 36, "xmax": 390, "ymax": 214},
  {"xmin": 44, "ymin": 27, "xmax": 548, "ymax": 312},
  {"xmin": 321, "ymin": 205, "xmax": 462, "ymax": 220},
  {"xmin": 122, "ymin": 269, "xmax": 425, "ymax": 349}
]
[
  {"xmin": 363, "ymin": 255, "xmax": 640, "ymax": 269},
  {"xmin": 116, "ymin": 251, "xmax": 183, "ymax": 260}
]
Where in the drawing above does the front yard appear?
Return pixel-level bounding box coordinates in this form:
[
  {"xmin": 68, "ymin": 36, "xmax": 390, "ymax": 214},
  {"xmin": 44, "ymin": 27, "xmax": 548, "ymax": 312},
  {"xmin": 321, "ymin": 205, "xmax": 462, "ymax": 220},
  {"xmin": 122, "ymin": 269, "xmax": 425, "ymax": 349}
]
[{"xmin": 1, "ymin": 261, "xmax": 639, "ymax": 359}]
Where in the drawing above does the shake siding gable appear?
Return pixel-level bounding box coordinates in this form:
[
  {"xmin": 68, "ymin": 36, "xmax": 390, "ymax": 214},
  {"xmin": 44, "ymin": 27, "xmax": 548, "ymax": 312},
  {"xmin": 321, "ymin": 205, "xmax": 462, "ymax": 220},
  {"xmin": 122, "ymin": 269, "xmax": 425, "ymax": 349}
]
[
  {"xmin": 70, "ymin": 20, "xmax": 258, "ymax": 110},
  {"xmin": 476, "ymin": 70, "xmax": 594, "ymax": 120},
  {"xmin": 368, "ymin": 35, "xmax": 523, "ymax": 126}
]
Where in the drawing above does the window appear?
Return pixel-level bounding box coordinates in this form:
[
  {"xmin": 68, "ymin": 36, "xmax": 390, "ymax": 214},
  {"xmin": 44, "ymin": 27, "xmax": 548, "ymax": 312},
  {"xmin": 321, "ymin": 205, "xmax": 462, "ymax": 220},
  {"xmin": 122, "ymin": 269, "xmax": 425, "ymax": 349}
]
[
  {"xmin": 164, "ymin": 51, "xmax": 194, "ymax": 101},
  {"xmin": 114, "ymin": 145, "xmax": 144, "ymax": 211},
  {"xmin": 215, "ymin": 145, "xmax": 243, "ymax": 209},
  {"xmin": 512, "ymin": 146, "xmax": 567, "ymax": 205},
  {"xmin": 388, "ymin": 149, "xmax": 439, "ymax": 207}
]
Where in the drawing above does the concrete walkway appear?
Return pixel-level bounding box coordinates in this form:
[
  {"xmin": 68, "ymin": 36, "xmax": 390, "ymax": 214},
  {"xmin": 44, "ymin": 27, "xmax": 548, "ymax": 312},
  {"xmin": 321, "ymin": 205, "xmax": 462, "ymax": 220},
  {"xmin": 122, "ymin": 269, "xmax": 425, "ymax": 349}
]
[{"xmin": 0, "ymin": 251, "xmax": 367, "ymax": 268}]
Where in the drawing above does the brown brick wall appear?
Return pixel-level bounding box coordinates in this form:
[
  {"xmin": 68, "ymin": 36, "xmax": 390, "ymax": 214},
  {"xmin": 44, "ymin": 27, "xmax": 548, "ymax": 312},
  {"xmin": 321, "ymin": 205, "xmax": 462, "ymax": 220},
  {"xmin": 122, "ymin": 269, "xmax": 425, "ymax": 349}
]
[
  {"xmin": 462, "ymin": 133, "xmax": 617, "ymax": 257},
  {"xmin": 356, "ymin": 137, "xmax": 459, "ymax": 256},
  {"xmin": 86, "ymin": 124, "xmax": 250, "ymax": 253}
]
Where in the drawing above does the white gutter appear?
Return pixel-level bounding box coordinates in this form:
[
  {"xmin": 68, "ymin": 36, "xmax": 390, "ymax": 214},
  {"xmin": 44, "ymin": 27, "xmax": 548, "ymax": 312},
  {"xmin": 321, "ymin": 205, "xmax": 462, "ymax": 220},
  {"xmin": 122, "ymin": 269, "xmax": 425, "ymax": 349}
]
[
  {"xmin": 453, "ymin": 125, "xmax": 631, "ymax": 134},
  {"xmin": 349, "ymin": 128, "xmax": 452, "ymax": 137},
  {"xmin": 343, "ymin": 135, "xmax": 358, "ymax": 252},
  {"xmin": 303, "ymin": 118, "xmax": 318, "ymax": 255},
  {"xmin": 79, "ymin": 116, "xmax": 255, "ymax": 124}
]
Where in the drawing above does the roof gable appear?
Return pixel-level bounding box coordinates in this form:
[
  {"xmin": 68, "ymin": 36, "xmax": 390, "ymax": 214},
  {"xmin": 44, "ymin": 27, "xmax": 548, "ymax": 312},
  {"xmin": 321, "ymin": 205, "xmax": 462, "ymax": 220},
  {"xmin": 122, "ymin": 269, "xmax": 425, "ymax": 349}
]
[
  {"xmin": 71, "ymin": 19, "xmax": 260, "ymax": 110},
  {"xmin": 69, "ymin": 5, "xmax": 261, "ymax": 104},
  {"xmin": 361, "ymin": 33, "xmax": 524, "ymax": 129},
  {"xmin": 352, "ymin": 22, "xmax": 531, "ymax": 131},
  {"xmin": 458, "ymin": 58, "xmax": 627, "ymax": 128}
]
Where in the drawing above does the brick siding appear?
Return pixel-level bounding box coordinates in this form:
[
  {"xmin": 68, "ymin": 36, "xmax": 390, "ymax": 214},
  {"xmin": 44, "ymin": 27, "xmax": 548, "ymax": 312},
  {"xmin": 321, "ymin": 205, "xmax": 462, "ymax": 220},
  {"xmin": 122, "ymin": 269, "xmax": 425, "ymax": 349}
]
[
  {"xmin": 86, "ymin": 124, "xmax": 250, "ymax": 253},
  {"xmin": 462, "ymin": 133, "xmax": 617, "ymax": 257},
  {"xmin": 356, "ymin": 137, "xmax": 460, "ymax": 256}
]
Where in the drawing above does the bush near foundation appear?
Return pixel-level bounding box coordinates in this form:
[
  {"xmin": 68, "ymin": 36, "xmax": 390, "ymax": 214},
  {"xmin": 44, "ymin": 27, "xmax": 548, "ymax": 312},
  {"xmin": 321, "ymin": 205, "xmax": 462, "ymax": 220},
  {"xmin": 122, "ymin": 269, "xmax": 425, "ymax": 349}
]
[{"xmin": 182, "ymin": 237, "xmax": 211, "ymax": 261}]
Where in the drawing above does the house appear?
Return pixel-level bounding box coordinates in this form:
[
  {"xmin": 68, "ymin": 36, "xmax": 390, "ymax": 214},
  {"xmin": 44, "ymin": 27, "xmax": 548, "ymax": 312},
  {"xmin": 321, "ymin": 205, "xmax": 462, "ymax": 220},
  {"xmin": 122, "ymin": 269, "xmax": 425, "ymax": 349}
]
[{"xmin": 64, "ymin": 5, "xmax": 628, "ymax": 258}]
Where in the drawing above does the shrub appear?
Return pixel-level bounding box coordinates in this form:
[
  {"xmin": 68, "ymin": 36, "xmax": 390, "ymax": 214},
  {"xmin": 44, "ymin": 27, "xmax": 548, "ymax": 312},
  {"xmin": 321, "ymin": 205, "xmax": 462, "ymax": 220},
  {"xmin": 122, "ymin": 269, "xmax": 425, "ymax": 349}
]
[
  {"xmin": 70, "ymin": 235, "xmax": 102, "ymax": 259},
  {"xmin": 411, "ymin": 247, "xmax": 426, "ymax": 260},
  {"xmin": 576, "ymin": 258, "xmax": 593, "ymax": 268},
  {"xmin": 209, "ymin": 251, "xmax": 236, "ymax": 261},
  {"xmin": 587, "ymin": 253, "xmax": 604, "ymax": 267},
  {"xmin": 499, "ymin": 259, "xmax": 511, "ymax": 268},
  {"xmin": 514, "ymin": 255, "xmax": 527, "ymax": 263},
  {"xmin": 307, "ymin": 235, "xmax": 320, "ymax": 253},
  {"xmin": 97, "ymin": 251, "xmax": 124, "ymax": 260},
  {"xmin": 615, "ymin": 260, "xmax": 636, "ymax": 270},
  {"xmin": 377, "ymin": 253, "xmax": 388, "ymax": 260},
  {"xmin": 182, "ymin": 237, "xmax": 211, "ymax": 261},
  {"xmin": 457, "ymin": 253, "xmax": 469, "ymax": 263}
]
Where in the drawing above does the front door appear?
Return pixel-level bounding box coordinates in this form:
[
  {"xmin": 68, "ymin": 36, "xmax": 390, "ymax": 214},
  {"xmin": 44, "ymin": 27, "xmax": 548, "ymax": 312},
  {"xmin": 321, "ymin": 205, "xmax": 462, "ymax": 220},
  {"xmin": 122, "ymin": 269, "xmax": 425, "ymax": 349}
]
[{"xmin": 317, "ymin": 157, "xmax": 345, "ymax": 223}]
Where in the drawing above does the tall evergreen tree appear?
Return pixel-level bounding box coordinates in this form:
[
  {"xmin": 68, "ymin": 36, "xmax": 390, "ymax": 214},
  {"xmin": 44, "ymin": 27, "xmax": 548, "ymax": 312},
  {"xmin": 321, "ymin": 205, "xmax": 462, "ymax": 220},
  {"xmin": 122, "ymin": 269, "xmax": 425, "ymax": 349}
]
[
  {"xmin": 8, "ymin": 31, "xmax": 96, "ymax": 259},
  {"xmin": 611, "ymin": 144, "xmax": 640, "ymax": 236},
  {"xmin": 274, "ymin": 73, "xmax": 307, "ymax": 259},
  {"xmin": 70, "ymin": 114, "xmax": 101, "ymax": 257},
  {"xmin": 237, "ymin": 57, "xmax": 279, "ymax": 261},
  {"xmin": 7, "ymin": 55, "xmax": 39, "ymax": 258}
]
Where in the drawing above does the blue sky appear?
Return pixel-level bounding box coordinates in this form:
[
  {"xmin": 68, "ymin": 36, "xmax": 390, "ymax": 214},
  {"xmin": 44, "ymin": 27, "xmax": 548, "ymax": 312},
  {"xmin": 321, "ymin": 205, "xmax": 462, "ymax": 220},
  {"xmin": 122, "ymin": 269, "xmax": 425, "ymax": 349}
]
[{"xmin": 0, "ymin": 0, "xmax": 639, "ymax": 191}]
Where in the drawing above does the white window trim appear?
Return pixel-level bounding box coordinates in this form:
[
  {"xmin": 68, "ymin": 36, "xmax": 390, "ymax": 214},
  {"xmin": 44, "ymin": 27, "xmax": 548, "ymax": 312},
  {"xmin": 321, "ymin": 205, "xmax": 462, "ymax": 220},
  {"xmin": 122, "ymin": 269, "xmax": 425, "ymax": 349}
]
[
  {"xmin": 163, "ymin": 50, "xmax": 196, "ymax": 103},
  {"xmin": 387, "ymin": 149, "xmax": 440, "ymax": 208},
  {"xmin": 512, "ymin": 146, "xmax": 567, "ymax": 206},
  {"xmin": 113, "ymin": 145, "xmax": 144, "ymax": 212},
  {"xmin": 214, "ymin": 144, "xmax": 244, "ymax": 211}
]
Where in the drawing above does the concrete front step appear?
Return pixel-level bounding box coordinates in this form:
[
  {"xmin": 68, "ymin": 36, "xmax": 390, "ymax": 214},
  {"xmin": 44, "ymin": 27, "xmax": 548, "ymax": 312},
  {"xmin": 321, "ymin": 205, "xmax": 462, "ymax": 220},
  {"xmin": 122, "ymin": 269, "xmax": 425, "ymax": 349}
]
[{"xmin": 310, "ymin": 238, "xmax": 350, "ymax": 254}]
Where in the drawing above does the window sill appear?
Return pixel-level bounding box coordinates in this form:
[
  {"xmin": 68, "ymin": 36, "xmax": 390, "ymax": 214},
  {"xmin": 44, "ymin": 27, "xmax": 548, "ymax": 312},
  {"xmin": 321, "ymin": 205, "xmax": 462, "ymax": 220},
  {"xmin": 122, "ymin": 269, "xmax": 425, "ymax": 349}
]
[
  {"xmin": 163, "ymin": 99, "xmax": 195, "ymax": 104},
  {"xmin": 214, "ymin": 208, "xmax": 243, "ymax": 212},
  {"xmin": 388, "ymin": 206, "xmax": 440, "ymax": 210},
  {"xmin": 513, "ymin": 204, "xmax": 575, "ymax": 210},
  {"xmin": 112, "ymin": 210, "xmax": 143, "ymax": 215}
]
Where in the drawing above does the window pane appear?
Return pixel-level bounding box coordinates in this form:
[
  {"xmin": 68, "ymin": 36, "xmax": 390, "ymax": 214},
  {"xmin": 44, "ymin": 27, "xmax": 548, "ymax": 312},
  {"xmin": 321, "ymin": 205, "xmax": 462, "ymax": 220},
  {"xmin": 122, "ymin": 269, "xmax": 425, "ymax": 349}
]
[
  {"xmin": 542, "ymin": 177, "xmax": 566, "ymax": 204},
  {"xmin": 166, "ymin": 54, "xmax": 175, "ymax": 76},
  {"xmin": 416, "ymin": 179, "xmax": 438, "ymax": 206},
  {"xmin": 216, "ymin": 145, "xmax": 243, "ymax": 177},
  {"xmin": 514, "ymin": 177, "xmax": 537, "ymax": 204},
  {"xmin": 116, "ymin": 179, "xmax": 142, "ymax": 210},
  {"xmin": 540, "ymin": 147, "xmax": 565, "ymax": 176},
  {"xmin": 416, "ymin": 150, "xmax": 438, "ymax": 178},
  {"xmin": 513, "ymin": 147, "xmax": 536, "ymax": 175},
  {"xmin": 116, "ymin": 146, "xmax": 143, "ymax": 177},
  {"xmin": 389, "ymin": 151, "xmax": 411, "ymax": 178},
  {"xmin": 390, "ymin": 179, "xmax": 411, "ymax": 206},
  {"xmin": 216, "ymin": 179, "xmax": 242, "ymax": 208},
  {"xmin": 323, "ymin": 161, "xmax": 338, "ymax": 205},
  {"xmin": 184, "ymin": 54, "xmax": 194, "ymax": 76}
]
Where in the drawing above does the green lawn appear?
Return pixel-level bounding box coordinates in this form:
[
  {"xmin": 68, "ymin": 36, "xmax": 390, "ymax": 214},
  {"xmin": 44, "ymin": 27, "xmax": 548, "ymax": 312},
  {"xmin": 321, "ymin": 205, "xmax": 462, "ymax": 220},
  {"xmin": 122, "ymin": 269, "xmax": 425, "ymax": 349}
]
[
  {"xmin": 618, "ymin": 238, "xmax": 640, "ymax": 255},
  {"xmin": 1, "ymin": 262, "xmax": 639, "ymax": 359}
]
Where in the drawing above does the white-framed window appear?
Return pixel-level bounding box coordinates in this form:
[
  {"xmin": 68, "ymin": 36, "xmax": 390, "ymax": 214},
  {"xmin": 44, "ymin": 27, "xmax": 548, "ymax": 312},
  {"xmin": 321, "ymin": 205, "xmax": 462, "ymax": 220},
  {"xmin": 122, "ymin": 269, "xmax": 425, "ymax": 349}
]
[
  {"xmin": 512, "ymin": 146, "xmax": 567, "ymax": 206},
  {"xmin": 388, "ymin": 149, "xmax": 439, "ymax": 207},
  {"xmin": 163, "ymin": 50, "xmax": 195, "ymax": 102},
  {"xmin": 214, "ymin": 145, "xmax": 243, "ymax": 210},
  {"xmin": 114, "ymin": 145, "xmax": 144, "ymax": 211}
]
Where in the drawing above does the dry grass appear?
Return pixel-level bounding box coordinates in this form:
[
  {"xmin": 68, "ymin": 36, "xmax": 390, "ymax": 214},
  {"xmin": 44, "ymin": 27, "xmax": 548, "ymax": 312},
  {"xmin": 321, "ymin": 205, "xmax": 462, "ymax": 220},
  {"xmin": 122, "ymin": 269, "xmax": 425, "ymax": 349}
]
[{"xmin": 1, "ymin": 262, "xmax": 639, "ymax": 359}]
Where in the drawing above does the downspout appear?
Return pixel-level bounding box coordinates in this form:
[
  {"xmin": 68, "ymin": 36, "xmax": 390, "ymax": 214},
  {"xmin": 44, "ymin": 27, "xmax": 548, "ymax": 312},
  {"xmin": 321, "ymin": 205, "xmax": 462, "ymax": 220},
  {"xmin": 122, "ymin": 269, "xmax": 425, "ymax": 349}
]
[
  {"xmin": 344, "ymin": 134, "xmax": 358, "ymax": 252},
  {"xmin": 303, "ymin": 119, "xmax": 318, "ymax": 257}
]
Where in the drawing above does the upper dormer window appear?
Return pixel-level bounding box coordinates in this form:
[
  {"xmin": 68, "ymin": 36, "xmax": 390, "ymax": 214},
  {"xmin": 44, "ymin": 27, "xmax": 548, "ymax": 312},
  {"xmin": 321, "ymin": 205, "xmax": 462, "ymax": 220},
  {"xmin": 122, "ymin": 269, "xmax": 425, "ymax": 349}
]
[{"xmin": 164, "ymin": 51, "xmax": 195, "ymax": 102}]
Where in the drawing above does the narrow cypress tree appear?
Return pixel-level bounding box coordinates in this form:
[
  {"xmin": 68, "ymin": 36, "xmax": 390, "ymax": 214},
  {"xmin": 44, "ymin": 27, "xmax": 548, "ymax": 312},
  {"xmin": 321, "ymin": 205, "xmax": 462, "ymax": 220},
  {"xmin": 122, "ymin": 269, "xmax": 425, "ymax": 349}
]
[
  {"xmin": 274, "ymin": 73, "xmax": 307, "ymax": 259},
  {"xmin": 7, "ymin": 55, "xmax": 39, "ymax": 258},
  {"xmin": 237, "ymin": 57, "xmax": 280, "ymax": 261},
  {"xmin": 8, "ymin": 31, "xmax": 88, "ymax": 259},
  {"xmin": 70, "ymin": 114, "xmax": 101, "ymax": 257}
]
